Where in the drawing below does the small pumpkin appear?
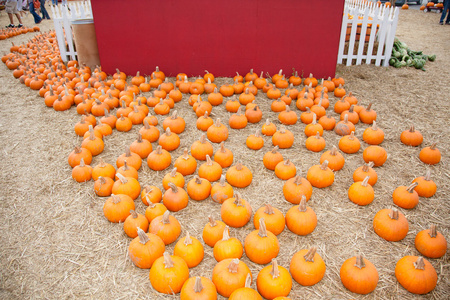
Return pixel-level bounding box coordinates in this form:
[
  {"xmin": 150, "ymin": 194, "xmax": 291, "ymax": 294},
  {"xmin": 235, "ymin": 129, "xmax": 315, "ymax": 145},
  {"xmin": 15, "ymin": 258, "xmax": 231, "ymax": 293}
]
[
  {"xmin": 162, "ymin": 168, "xmax": 185, "ymax": 190},
  {"xmin": 141, "ymin": 185, "xmax": 162, "ymax": 205},
  {"xmin": 395, "ymin": 256, "xmax": 437, "ymax": 295},
  {"xmin": 393, "ymin": 182, "xmax": 419, "ymax": 209},
  {"xmin": 272, "ymin": 126, "xmax": 294, "ymax": 149},
  {"xmin": 419, "ymin": 142, "xmax": 441, "ymax": 165},
  {"xmin": 359, "ymin": 103, "xmax": 377, "ymax": 124},
  {"xmin": 162, "ymin": 183, "xmax": 189, "ymax": 212},
  {"xmin": 339, "ymin": 131, "xmax": 361, "ymax": 154},
  {"xmin": 400, "ymin": 125, "xmax": 423, "ymax": 146},
  {"xmin": 116, "ymin": 147, "xmax": 142, "ymax": 170},
  {"xmin": 130, "ymin": 133, "xmax": 153, "ymax": 159},
  {"xmin": 139, "ymin": 120, "xmax": 160, "ymax": 142},
  {"xmin": 261, "ymin": 119, "xmax": 277, "ymax": 136},
  {"xmin": 245, "ymin": 105, "xmax": 263, "ymax": 124},
  {"xmin": 213, "ymin": 142, "xmax": 234, "ymax": 168},
  {"xmin": 103, "ymin": 194, "xmax": 135, "ymax": 223},
  {"xmin": 257, "ymin": 259, "xmax": 292, "ymax": 299},
  {"xmin": 145, "ymin": 202, "xmax": 167, "ymax": 224},
  {"xmin": 202, "ymin": 215, "xmax": 226, "ymax": 247},
  {"xmin": 283, "ymin": 173, "xmax": 313, "ymax": 204},
  {"xmin": 72, "ymin": 158, "xmax": 93, "ymax": 182},
  {"xmin": 198, "ymin": 155, "xmax": 223, "ymax": 182},
  {"xmin": 412, "ymin": 170, "xmax": 436, "ymax": 198},
  {"xmin": 174, "ymin": 149, "xmax": 198, "ymax": 176},
  {"xmin": 112, "ymin": 173, "xmax": 141, "ymax": 200},
  {"xmin": 213, "ymin": 226, "xmax": 244, "ymax": 262},
  {"xmin": 149, "ymin": 252, "xmax": 189, "ymax": 294},
  {"xmin": 348, "ymin": 176, "xmax": 374, "ymax": 206},
  {"xmin": 305, "ymin": 132, "xmax": 326, "ymax": 152},
  {"xmin": 373, "ymin": 208, "xmax": 409, "ymax": 242},
  {"xmin": 187, "ymin": 176, "xmax": 212, "ymax": 201},
  {"xmin": 274, "ymin": 159, "xmax": 297, "ymax": 180},
  {"xmin": 163, "ymin": 110, "xmax": 186, "ymax": 134},
  {"xmin": 320, "ymin": 146, "xmax": 345, "ymax": 171},
  {"xmin": 211, "ymin": 175, "xmax": 234, "ymax": 204},
  {"xmin": 304, "ymin": 113, "xmax": 323, "ymax": 137},
  {"xmin": 290, "ymin": 247, "xmax": 326, "ymax": 286},
  {"xmin": 128, "ymin": 228, "xmax": 165, "ymax": 269},
  {"xmin": 253, "ymin": 204, "xmax": 285, "ymax": 236},
  {"xmin": 415, "ymin": 224, "xmax": 447, "ymax": 259},
  {"xmin": 285, "ymin": 197, "xmax": 317, "ymax": 236},
  {"xmin": 207, "ymin": 118, "xmax": 229, "ymax": 143},
  {"xmin": 363, "ymin": 121, "xmax": 384, "ymax": 145},
  {"xmin": 363, "ymin": 145, "xmax": 387, "ymax": 167},
  {"xmin": 334, "ymin": 114, "xmax": 355, "ymax": 136},
  {"xmin": 149, "ymin": 211, "xmax": 182, "ymax": 245},
  {"xmin": 174, "ymin": 232, "xmax": 204, "ymax": 268},
  {"xmin": 158, "ymin": 127, "xmax": 180, "ymax": 152},
  {"xmin": 221, "ymin": 193, "xmax": 252, "ymax": 228},
  {"xmin": 263, "ymin": 146, "xmax": 284, "ymax": 171},
  {"xmin": 246, "ymin": 130, "xmax": 264, "ymax": 150},
  {"xmin": 244, "ymin": 218, "xmax": 280, "ymax": 265},
  {"xmin": 353, "ymin": 162, "xmax": 377, "ymax": 186},
  {"xmin": 212, "ymin": 258, "xmax": 252, "ymax": 298},
  {"xmin": 340, "ymin": 254, "xmax": 378, "ymax": 294},
  {"xmin": 307, "ymin": 161, "xmax": 334, "ymax": 188},
  {"xmin": 124, "ymin": 210, "xmax": 149, "ymax": 238},
  {"xmin": 147, "ymin": 146, "xmax": 172, "ymax": 171},
  {"xmin": 180, "ymin": 276, "xmax": 218, "ymax": 300},
  {"xmin": 226, "ymin": 162, "xmax": 253, "ymax": 188},
  {"xmin": 93, "ymin": 176, "xmax": 114, "ymax": 197}
]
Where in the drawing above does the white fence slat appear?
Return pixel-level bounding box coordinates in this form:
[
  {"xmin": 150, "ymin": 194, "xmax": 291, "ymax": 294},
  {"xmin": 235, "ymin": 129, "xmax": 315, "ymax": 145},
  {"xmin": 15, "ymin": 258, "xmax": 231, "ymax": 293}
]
[
  {"xmin": 365, "ymin": 5, "xmax": 380, "ymax": 64},
  {"xmin": 382, "ymin": 7, "xmax": 399, "ymax": 66}
]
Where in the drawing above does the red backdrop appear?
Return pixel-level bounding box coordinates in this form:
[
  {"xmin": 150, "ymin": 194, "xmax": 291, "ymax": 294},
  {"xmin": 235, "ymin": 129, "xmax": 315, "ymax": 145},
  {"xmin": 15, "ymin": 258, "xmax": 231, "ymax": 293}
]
[{"xmin": 91, "ymin": 0, "xmax": 345, "ymax": 78}]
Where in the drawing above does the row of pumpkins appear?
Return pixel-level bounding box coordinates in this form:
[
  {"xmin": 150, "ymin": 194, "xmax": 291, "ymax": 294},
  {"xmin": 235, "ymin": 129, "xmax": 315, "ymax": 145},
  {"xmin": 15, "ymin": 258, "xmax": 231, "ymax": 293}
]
[
  {"xmin": 2, "ymin": 31, "xmax": 446, "ymax": 299},
  {"xmin": 0, "ymin": 26, "xmax": 40, "ymax": 40}
]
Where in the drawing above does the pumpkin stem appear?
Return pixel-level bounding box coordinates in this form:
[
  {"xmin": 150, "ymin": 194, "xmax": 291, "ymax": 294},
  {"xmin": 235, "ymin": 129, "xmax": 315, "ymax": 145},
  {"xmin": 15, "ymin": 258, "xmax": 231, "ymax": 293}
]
[
  {"xmin": 362, "ymin": 176, "xmax": 370, "ymax": 187},
  {"xmin": 125, "ymin": 147, "xmax": 131, "ymax": 157},
  {"xmin": 285, "ymin": 105, "xmax": 290, "ymax": 112},
  {"xmin": 116, "ymin": 173, "xmax": 128, "ymax": 184},
  {"xmin": 193, "ymin": 277, "xmax": 204, "ymax": 293},
  {"xmin": 413, "ymin": 257, "xmax": 425, "ymax": 270},
  {"xmin": 304, "ymin": 247, "xmax": 317, "ymax": 262},
  {"xmin": 312, "ymin": 113, "xmax": 317, "ymax": 124},
  {"xmin": 156, "ymin": 146, "xmax": 162, "ymax": 155},
  {"xmin": 279, "ymin": 126, "xmax": 286, "ymax": 134},
  {"xmin": 104, "ymin": 108, "xmax": 110, "ymax": 118},
  {"xmin": 371, "ymin": 121, "xmax": 378, "ymax": 131},
  {"xmin": 130, "ymin": 210, "xmax": 138, "ymax": 219},
  {"xmin": 170, "ymin": 168, "xmax": 177, "ymax": 177},
  {"xmin": 171, "ymin": 110, "xmax": 178, "ymax": 119},
  {"xmin": 219, "ymin": 175, "xmax": 227, "ymax": 187},
  {"xmin": 271, "ymin": 146, "xmax": 279, "ymax": 154},
  {"xmin": 330, "ymin": 145, "xmax": 339, "ymax": 155},
  {"xmin": 264, "ymin": 204, "xmax": 275, "ymax": 215},
  {"xmin": 428, "ymin": 224, "xmax": 437, "ymax": 238},
  {"xmin": 228, "ymin": 258, "xmax": 240, "ymax": 273},
  {"xmin": 74, "ymin": 146, "xmax": 82, "ymax": 154},
  {"xmin": 183, "ymin": 231, "xmax": 193, "ymax": 245},
  {"xmin": 270, "ymin": 259, "xmax": 280, "ymax": 278},
  {"xmin": 168, "ymin": 182, "xmax": 178, "ymax": 193},
  {"xmin": 88, "ymin": 125, "xmax": 96, "ymax": 141},
  {"xmin": 430, "ymin": 142, "xmax": 437, "ymax": 150},
  {"xmin": 298, "ymin": 196, "xmax": 307, "ymax": 212},
  {"xmin": 208, "ymin": 215, "xmax": 217, "ymax": 227},
  {"xmin": 409, "ymin": 124, "xmax": 415, "ymax": 133},
  {"xmin": 284, "ymin": 159, "xmax": 291, "ymax": 166},
  {"xmin": 111, "ymin": 194, "xmax": 121, "ymax": 204},
  {"xmin": 165, "ymin": 127, "xmax": 172, "ymax": 136},
  {"xmin": 258, "ymin": 218, "xmax": 268, "ymax": 238},
  {"xmin": 234, "ymin": 193, "xmax": 245, "ymax": 207},
  {"xmin": 406, "ymin": 182, "xmax": 419, "ymax": 193},
  {"xmin": 222, "ymin": 226, "xmax": 230, "ymax": 241},
  {"xmin": 79, "ymin": 158, "xmax": 85, "ymax": 167},
  {"xmin": 194, "ymin": 175, "xmax": 203, "ymax": 185},
  {"xmin": 144, "ymin": 120, "xmax": 151, "ymax": 129},
  {"xmin": 245, "ymin": 88, "xmax": 250, "ymax": 95},
  {"xmin": 163, "ymin": 252, "xmax": 174, "ymax": 268},
  {"xmin": 259, "ymin": 71, "xmax": 264, "ymax": 78},
  {"xmin": 354, "ymin": 255, "xmax": 366, "ymax": 269},
  {"xmin": 294, "ymin": 175, "xmax": 303, "ymax": 185},
  {"xmin": 122, "ymin": 160, "xmax": 130, "ymax": 171},
  {"xmin": 343, "ymin": 114, "xmax": 349, "ymax": 123},
  {"xmin": 161, "ymin": 210, "xmax": 170, "ymax": 224},
  {"xmin": 315, "ymin": 131, "xmax": 321, "ymax": 139},
  {"xmin": 366, "ymin": 103, "xmax": 372, "ymax": 111},
  {"xmin": 200, "ymin": 134, "xmax": 207, "ymax": 144},
  {"xmin": 424, "ymin": 170, "xmax": 431, "ymax": 181},
  {"xmin": 389, "ymin": 208, "xmax": 399, "ymax": 220},
  {"xmin": 137, "ymin": 227, "xmax": 149, "ymax": 245},
  {"xmin": 205, "ymin": 155, "xmax": 213, "ymax": 166},
  {"xmin": 236, "ymin": 162, "xmax": 243, "ymax": 171},
  {"xmin": 181, "ymin": 149, "xmax": 190, "ymax": 160},
  {"xmin": 215, "ymin": 118, "xmax": 221, "ymax": 127},
  {"xmin": 320, "ymin": 160, "xmax": 329, "ymax": 171},
  {"xmin": 349, "ymin": 131, "xmax": 355, "ymax": 140}
]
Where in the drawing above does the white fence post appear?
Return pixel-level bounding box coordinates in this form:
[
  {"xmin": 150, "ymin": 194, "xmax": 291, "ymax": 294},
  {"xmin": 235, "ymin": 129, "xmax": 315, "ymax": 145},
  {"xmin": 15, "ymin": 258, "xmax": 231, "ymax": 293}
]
[
  {"xmin": 338, "ymin": 0, "xmax": 399, "ymax": 67},
  {"xmin": 50, "ymin": 0, "xmax": 93, "ymax": 62}
]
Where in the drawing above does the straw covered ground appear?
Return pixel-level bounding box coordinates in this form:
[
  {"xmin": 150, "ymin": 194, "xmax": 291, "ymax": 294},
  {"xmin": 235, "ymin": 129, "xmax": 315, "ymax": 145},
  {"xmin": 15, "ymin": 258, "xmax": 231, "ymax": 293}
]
[{"xmin": 0, "ymin": 6, "xmax": 449, "ymax": 300}]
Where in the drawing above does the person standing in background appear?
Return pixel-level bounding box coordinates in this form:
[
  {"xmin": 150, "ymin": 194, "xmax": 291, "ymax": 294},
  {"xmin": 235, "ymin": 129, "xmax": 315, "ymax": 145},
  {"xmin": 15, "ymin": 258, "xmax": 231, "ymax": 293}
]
[
  {"xmin": 28, "ymin": 0, "xmax": 42, "ymax": 24},
  {"xmin": 40, "ymin": 0, "xmax": 51, "ymax": 20},
  {"xmin": 439, "ymin": 0, "xmax": 450, "ymax": 25},
  {"xmin": 51, "ymin": 0, "xmax": 57, "ymax": 5},
  {"xmin": 5, "ymin": 0, "xmax": 24, "ymax": 28}
]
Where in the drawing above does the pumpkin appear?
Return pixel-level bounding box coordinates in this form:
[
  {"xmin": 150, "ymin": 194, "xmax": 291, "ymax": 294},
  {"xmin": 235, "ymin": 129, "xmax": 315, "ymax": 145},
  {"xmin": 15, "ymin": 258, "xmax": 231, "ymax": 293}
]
[
  {"xmin": 163, "ymin": 183, "xmax": 189, "ymax": 212},
  {"xmin": 229, "ymin": 106, "xmax": 248, "ymax": 129},
  {"xmin": 163, "ymin": 110, "xmax": 186, "ymax": 134},
  {"xmin": 112, "ymin": 173, "xmax": 141, "ymax": 200},
  {"xmin": 320, "ymin": 146, "xmax": 345, "ymax": 171},
  {"xmin": 203, "ymin": 215, "xmax": 226, "ymax": 247},
  {"xmin": 93, "ymin": 176, "xmax": 114, "ymax": 197},
  {"xmin": 263, "ymin": 146, "xmax": 284, "ymax": 171},
  {"xmin": 359, "ymin": 103, "xmax": 377, "ymax": 124},
  {"xmin": 128, "ymin": 228, "xmax": 165, "ymax": 269},
  {"xmin": 207, "ymin": 87, "xmax": 223, "ymax": 106},
  {"xmin": 158, "ymin": 128, "xmax": 180, "ymax": 152},
  {"xmin": 103, "ymin": 194, "xmax": 135, "ymax": 223},
  {"xmin": 272, "ymin": 126, "xmax": 294, "ymax": 149},
  {"xmin": 363, "ymin": 121, "xmax": 384, "ymax": 145},
  {"xmin": 245, "ymin": 105, "xmax": 263, "ymax": 123},
  {"xmin": 296, "ymin": 93, "xmax": 314, "ymax": 111},
  {"xmin": 290, "ymin": 247, "xmax": 326, "ymax": 286},
  {"xmin": 190, "ymin": 134, "xmax": 213, "ymax": 161},
  {"xmin": 261, "ymin": 119, "xmax": 277, "ymax": 136},
  {"xmin": 363, "ymin": 145, "xmax": 387, "ymax": 167},
  {"xmin": 162, "ymin": 168, "xmax": 185, "ymax": 190},
  {"xmin": 198, "ymin": 155, "xmax": 223, "ymax": 182},
  {"xmin": 246, "ymin": 131, "xmax": 264, "ymax": 150},
  {"xmin": 149, "ymin": 252, "xmax": 189, "ymax": 294},
  {"xmin": 310, "ymin": 99, "xmax": 326, "ymax": 119},
  {"xmin": 221, "ymin": 193, "xmax": 252, "ymax": 228},
  {"xmin": 81, "ymin": 126, "xmax": 104, "ymax": 156},
  {"xmin": 68, "ymin": 146, "xmax": 92, "ymax": 168},
  {"xmin": 305, "ymin": 132, "xmax": 326, "ymax": 152},
  {"xmin": 334, "ymin": 96, "xmax": 351, "ymax": 115},
  {"xmin": 115, "ymin": 161, "xmax": 138, "ymax": 180},
  {"xmin": 226, "ymin": 162, "xmax": 252, "ymax": 188},
  {"xmin": 74, "ymin": 115, "xmax": 91, "ymax": 136},
  {"xmin": 285, "ymin": 197, "xmax": 317, "ymax": 235},
  {"xmin": 213, "ymin": 226, "xmax": 243, "ymax": 261},
  {"xmin": 395, "ymin": 256, "xmax": 437, "ymax": 295},
  {"xmin": 300, "ymin": 107, "xmax": 315, "ymax": 124},
  {"xmin": 274, "ymin": 159, "xmax": 297, "ymax": 180},
  {"xmin": 348, "ymin": 176, "xmax": 374, "ymax": 206},
  {"xmin": 211, "ymin": 175, "xmax": 234, "ymax": 204},
  {"xmin": 116, "ymin": 147, "xmax": 142, "ymax": 170},
  {"xmin": 373, "ymin": 208, "xmax": 409, "ymax": 242},
  {"xmin": 419, "ymin": 143, "xmax": 441, "ymax": 165},
  {"xmin": 283, "ymin": 173, "xmax": 313, "ymax": 204},
  {"xmin": 334, "ymin": 114, "xmax": 355, "ymax": 136},
  {"xmin": 71, "ymin": 158, "xmax": 92, "ymax": 182},
  {"xmin": 304, "ymin": 73, "xmax": 318, "ymax": 87},
  {"xmin": 141, "ymin": 185, "xmax": 162, "ymax": 205},
  {"xmin": 140, "ymin": 120, "xmax": 160, "ymax": 142},
  {"xmin": 400, "ymin": 125, "xmax": 423, "ymax": 146},
  {"xmin": 145, "ymin": 202, "xmax": 167, "ymax": 224},
  {"xmin": 415, "ymin": 224, "xmax": 447, "ymax": 259},
  {"xmin": 129, "ymin": 133, "xmax": 152, "ymax": 159},
  {"xmin": 229, "ymin": 273, "xmax": 262, "ymax": 300},
  {"xmin": 334, "ymin": 84, "xmax": 346, "ymax": 98},
  {"xmin": 304, "ymin": 113, "xmax": 323, "ymax": 137},
  {"xmin": 207, "ymin": 118, "xmax": 229, "ymax": 143},
  {"xmin": 244, "ymin": 218, "xmax": 279, "ymax": 265},
  {"xmin": 124, "ymin": 210, "xmax": 149, "ymax": 238},
  {"xmin": 340, "ymin": 105, "xmax": 359, "ymax": 125},
  {"xmin": 180, "ymin": 276, "xmax": 218, "ymax": 300},
  {"xmin": 393, "ymin": 182, "xmax": 419, "ymax": 209},
  {"xmin": 253, "ymin": 204, "xmax": 285, "ymax": 236},
  {"xmin": 339, "ymin": 131, "xmax": 361, "ymax": 154},
  {"xmin": 340, "ymin": 255, "xmax": 378, "ymax": 294},
  {"xmin": 226, "ymin": 96, "xmax": 241, "ymax": 113},
  {"xmin": 149, "ymin": 211, "xmax": 181, "ymax": 245},
  {"xmin": 307, "ymin": 161, "xmax": 334, "ymax": 188},
  {"xmin": 213, "ymin": 142, "xmax": 234, "ymax": 168},
  {"xmin": 174, "ymin": 149, "xmax": 198, "ymax": 176},
  {"xmin": 212, "ymin": 258, "xmax": 252, "ymax": 298},
  {"xmin": 353, "ymin": 162, "xmax": 377, "ymax": 186},
  {"xmin": 147, "ymin": 146, "xmax": 172, "ymax": 171},
  {"xmin": 196, "ymin": 111, "xmax": 214, "ymax": 131},
  {"xmin": 275, "ymin": 75, "xmax": 288, "ymax": 89},
  {"xmin": 267, "ymin": 86, "xmax": 281, "ymax": 100},
  {"xmin": 174, "ymin": 232, "xmax": 204, "ymax": 268},
  {"xmin": 187, "ymin": 176, "xmax": 212, "ymax": 201},
  {"xmin": 412, "ymin": 170, "xmax": 436, "ymax": 198},
  {"xmin": 220, "ymin": 84, "xmax": 234, "ymax": 97},
  {"xmin": 239, "ymin": 88, "xmax": 256, "ymax": 105},
  {"xmin": 256, "ymin": 259, "xmax": 292, "ymax": 299}
]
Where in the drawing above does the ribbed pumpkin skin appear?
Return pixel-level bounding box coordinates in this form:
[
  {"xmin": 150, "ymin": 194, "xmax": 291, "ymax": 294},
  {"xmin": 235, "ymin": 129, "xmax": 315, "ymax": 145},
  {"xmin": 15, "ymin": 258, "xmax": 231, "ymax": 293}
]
[
  {"xmin": 257, "ymin": 263, "xmax": 292, "ymax": 299},
  {"xmin": 395, "ymin": 256, "xmax": 437, "ymax": 295},
  {"xmin": 212, "ymin": 259, "xmax": 251, "ymax": 298},
  {"xmin": 128, "ymin": 233, "xmax": 165, "ymax": 269},
  {"xmin": 228, "ymin": 287, "xmax": 262, "ymax": 300},
  {"xmin": 373, "ymin": 209, "xmax": 409, "ymax": 242},
  {"xmin": 290, "ymin": 249, "xmax": 326, "ymax": 286},
  {"xmin": 414, "ymin": 227, "xmax": 447, "ymax": 258},
  {"xmin": 180, "ymin": 277, "xmax": 218, "ymax": 300},
  {"xmin": 340, "ymin": 256, "xmax": 378, "ymax": 295}
]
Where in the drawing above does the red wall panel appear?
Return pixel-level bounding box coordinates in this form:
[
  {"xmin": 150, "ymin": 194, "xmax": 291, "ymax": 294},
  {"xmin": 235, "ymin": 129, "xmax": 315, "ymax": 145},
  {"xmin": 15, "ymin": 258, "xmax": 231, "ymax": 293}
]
[{"xmin": 91, "ymin": 0, "xmax": 345, "ymax": 78}]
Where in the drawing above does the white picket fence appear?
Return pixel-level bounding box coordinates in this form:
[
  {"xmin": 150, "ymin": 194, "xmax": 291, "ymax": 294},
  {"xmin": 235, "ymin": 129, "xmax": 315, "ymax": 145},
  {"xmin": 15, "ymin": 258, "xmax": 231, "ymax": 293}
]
[
  {"xmin": 50, "ymin": 1, "xmax": 93, "ymax": 62},
  {"xmin": 338, "ymin": 0, "xmax": 400, "ymax": 66},
  {"xmin": 50, "ymin": 0, "xmax": 399, "ymax": 68}
]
